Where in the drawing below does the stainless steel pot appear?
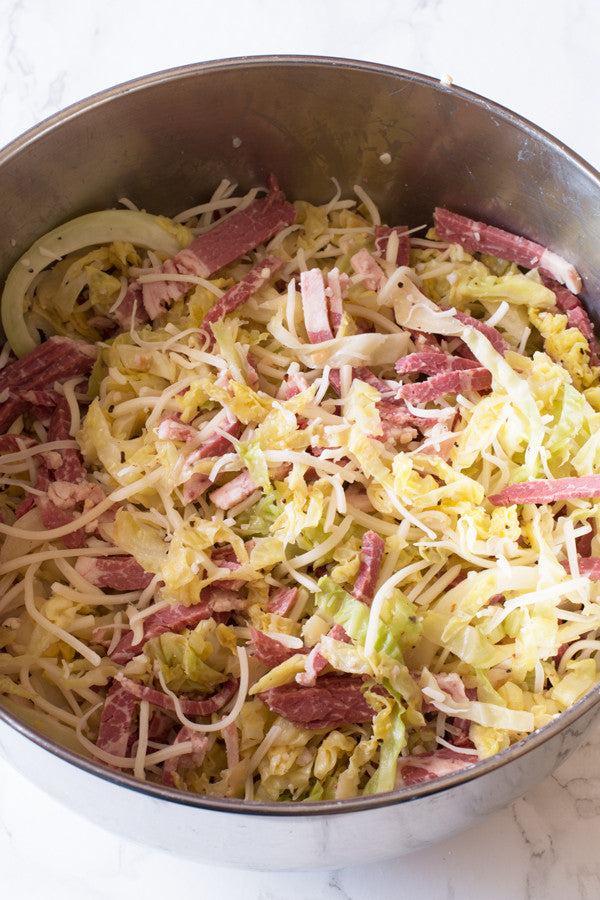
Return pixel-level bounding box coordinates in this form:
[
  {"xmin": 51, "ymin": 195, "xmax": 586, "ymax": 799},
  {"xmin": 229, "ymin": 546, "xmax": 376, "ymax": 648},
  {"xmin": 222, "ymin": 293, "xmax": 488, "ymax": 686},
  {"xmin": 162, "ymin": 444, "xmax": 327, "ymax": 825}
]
[{"xmin": 1, "ymin": 56, "xmax": 599, "ymax": 871}]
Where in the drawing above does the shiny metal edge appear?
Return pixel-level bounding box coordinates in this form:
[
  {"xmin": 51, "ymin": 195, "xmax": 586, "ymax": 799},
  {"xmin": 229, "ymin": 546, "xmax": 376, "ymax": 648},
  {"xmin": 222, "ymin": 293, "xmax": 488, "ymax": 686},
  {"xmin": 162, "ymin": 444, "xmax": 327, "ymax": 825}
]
[
  {"xmin": 1, "ymin": 53, "xmax": 600, "ymax": 818},
  {"xmin": 2, "ymin": 683, "xmax": 599, "ymax": 817}
]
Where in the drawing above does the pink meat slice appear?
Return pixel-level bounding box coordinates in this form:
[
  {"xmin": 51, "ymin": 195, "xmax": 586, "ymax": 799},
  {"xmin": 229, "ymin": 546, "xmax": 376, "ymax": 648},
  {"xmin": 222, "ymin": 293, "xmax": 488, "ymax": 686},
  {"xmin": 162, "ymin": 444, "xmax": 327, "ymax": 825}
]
[
  {"xmin": 377, "ymin": 400, "xmax": 442, "ymax": 428},
  {"xmin": 352, "ymin": 530, "xmax": 385, "ymax": 606},
  {"xmin": 156, "ymin": 417, "xmax": 199, "ymax": 443},
  {"xmin": 147, "ymin": 709, "xmax": 176, "ymax": 743},
  {"xmin": 353, "ymin": 366, "xmax": 391, "ymax": 394},
  {"xmin": 396, "ymin": 747, "xmax": 479, "ymax": 786},
  {"xmin": 0, "ymin": 434, "xmax": 37, "ymax": 453},
  {"xmin": 265, "ymin": 586, "xmax": 299, "ymax": 616},
  {"xmin": 350, "ymin": 248, "xmax": 387, "ymax": 291},
  {"xmin": 201, "ymin": 254, "xmax": 284, "ymax": 334},
  {"xmin": 398, "ymin": 367, "xmax": 492, "ymax": 403},
  {"xmin": 181, "ymin": 418, "xmax": 243, "ymax": 503},
  {"xmin": 295, "ymin": 644, "xmax": 329, "ymax": 687},
  {"xmin": 249, "ymin": 627, "xmax": 305, "ymax": 668},
  {"xmin": 109, "ymin": 599, "xmax": 214, "ymax": 664},
  {"xmin": 210, "ymin": 545, "xmax": 246, "ymax": 591},
  {"xmin": 111, "ymin": 282, "xmax": 147, "ymax": 329},
  {"xmin": 541, "ymin": 274, "xmax": 600, "ymax": 365},
  {"xmin": 300, "ymin": 268, "xmax": 334, "ymax": 343},
  {"xmin": 182, "ymin": 418, "xmax": 243, "ymax": 470},
  {"xmin": 451, "ymin": 310, "xmax": 510, "ymax": 355},
  {"xmin": 162, "ymin": 726, "xmax": 209, "ymax": 787},
  {"xmin": 182, "ymin": 473, "xmax": 211, "ymax": 504},
  {"xmin": 120, "ymin": 187, "xmax": 296, "ymax": 322},
  {"xmin": 327, "ymin": 624, "xmax": 351, "ymax": 643},
  {"xmin": 0, "ymin": 336, "xmax": 97, "ymax": 433},
  {"xmin": 396, "ymin": 351, "xmax": 481, "ymax": 376},
  {"xmin": 562, "ymin": 556, "xmax": 600, "ymax": 578},
  {"xmin": 119, "ymin": 675, "xmax": 238, "ymax": 716},
  {"xmin": 433, "ymin": 208, "xmax": 582, "ymax": 293},
  {"xmin": 74, "ymin": 556, "xmax": 154, "ymax": 591},
  {"xmin": 15, "ymin": 388, "xmax": 62, "ymax": 407},
  {"xmin": 37, "ymin": 498, "xmax": 87, "ymax": 548},
  {"xmin": 47, "ymin": 397, "xmax": 87, "ymax": 483},
  {"xmin": 489, "ymin": 474, "xmax": 600, "ymax": 506},
  {"xmin": 210, "ymin": 469, "xmax": 259, "ymax": 510},
  {"xmin": 325, "ymin": 268, "xmax": 347, "ymax": 334},
  {"xmin": 374, "ymin": 224, "xmax": 411, "ymax": 267},
  {"xmin": 180, "ymin": 187, "xmax": 295, "ymax": 278},
  {"xmin": 285, "ymin": 373, "xmax": 310, "ymax": 400},
  {"xmin": 258, "ymin": 674, "xmax": 375, "ymax": 730},
  {"xmin": 96, "ymin": 682, "xmax": 138, "ymax": 756},
  {"xmin": 422, "ymin": 672, "xmax": 470, "ymax": 713}
]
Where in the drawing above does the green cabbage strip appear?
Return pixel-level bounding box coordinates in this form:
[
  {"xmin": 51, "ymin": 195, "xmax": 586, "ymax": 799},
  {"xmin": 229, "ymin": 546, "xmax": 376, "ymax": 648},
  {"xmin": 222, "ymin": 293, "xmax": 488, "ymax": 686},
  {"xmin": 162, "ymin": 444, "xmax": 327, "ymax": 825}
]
[
  {"xmin": 315, "ymin": 576, "xmax": 420, "ymax": 663},
  {"xmin": 363, "ymin": 703, "xmax": 406, "ymax": 795},
  {"xmin": 2, "ymin": 210, "xmax": 182, "ymax": 357}
]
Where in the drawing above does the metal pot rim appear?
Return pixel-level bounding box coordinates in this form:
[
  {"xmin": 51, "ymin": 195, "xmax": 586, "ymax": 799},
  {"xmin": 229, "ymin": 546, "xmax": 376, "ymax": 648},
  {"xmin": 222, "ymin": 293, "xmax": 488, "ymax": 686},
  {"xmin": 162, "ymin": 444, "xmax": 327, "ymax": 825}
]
[{"xmin": 1, "ymin": 53, "xmax": 599, "ymax": 819}]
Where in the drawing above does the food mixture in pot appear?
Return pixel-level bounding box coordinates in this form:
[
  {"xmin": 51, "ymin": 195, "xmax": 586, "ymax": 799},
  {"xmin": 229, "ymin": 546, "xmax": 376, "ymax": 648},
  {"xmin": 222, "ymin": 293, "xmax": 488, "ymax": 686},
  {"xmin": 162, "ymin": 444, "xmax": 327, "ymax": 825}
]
[{"xmin": 0, "ymin": 177, "xmax": 599, "ymax": 800}]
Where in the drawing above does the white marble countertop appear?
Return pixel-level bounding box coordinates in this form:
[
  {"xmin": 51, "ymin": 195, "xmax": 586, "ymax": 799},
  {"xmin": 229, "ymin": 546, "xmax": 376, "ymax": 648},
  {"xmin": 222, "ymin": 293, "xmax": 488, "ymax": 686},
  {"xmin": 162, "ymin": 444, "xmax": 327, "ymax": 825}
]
[{"xmin": 1, "ymin": 1, "xmax": 600, "ymax": 896}]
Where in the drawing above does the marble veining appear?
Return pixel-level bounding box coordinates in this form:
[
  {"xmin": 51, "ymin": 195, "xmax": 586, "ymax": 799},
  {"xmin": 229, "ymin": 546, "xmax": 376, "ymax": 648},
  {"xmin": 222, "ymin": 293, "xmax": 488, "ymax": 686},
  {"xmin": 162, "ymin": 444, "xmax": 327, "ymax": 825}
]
[{"xmin": 2, "ymin": 0, "xmax": 600, "ymax": 897}]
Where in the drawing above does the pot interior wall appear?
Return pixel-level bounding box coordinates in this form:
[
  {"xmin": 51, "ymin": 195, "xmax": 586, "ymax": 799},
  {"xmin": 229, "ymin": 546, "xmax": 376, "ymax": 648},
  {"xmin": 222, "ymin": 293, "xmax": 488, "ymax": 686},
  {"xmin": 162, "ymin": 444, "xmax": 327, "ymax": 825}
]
[{"xmin": 2, "ymin": 58, "xmax": 599, "ymax": 327}]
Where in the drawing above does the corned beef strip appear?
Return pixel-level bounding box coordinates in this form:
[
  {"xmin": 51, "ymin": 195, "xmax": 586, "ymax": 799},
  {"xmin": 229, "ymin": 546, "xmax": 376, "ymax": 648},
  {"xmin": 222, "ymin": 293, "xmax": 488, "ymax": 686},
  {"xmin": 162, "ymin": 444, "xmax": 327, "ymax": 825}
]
[
  {"xmin": 350, "ymin": 248, "xmax": 386, "ymax": 291},
  {"xmin": 119, "ymin": 675, "xmax": 238, "ymax": 716},
  {"xmin": 265, "ymin": 585, "xmax": 299, "ymax": 616},
  {"xmin": 111, "ymin": 282, "xmax": 146, "ymax": 328},
  {"xmin": 258, "ymin": 674, "xmax": 375, "ymax": 730},
  {"xmin": 541, "ymin": 274, "xmax": 600, "ymax": 365},
  {"xmin": 489, "ymin": 474, "xmax": 600, "ymax": 507},
  {"xmin": 0, "ymin": 434, "xmax": 36, "ymax": 453},
  {"xmin": 47, "ymin": 397, "xmax": 87, "ymax": 483},
  {"xmin": 300, "ymin": 268, "xmax": 334, "ymax": 343},
  {"xmin": 452, "ymin": 310, "xmax": 510, "ymax": 355},
  {"xmin": 374, "ymin": 224, "xmax": 411, "ymax": 267},
  {"xmin": 109, "ymin": 599, "xmax": 214, "ymax": 664},
  {"xmin": 327, "ymin": 624, "xmax": 351, "ymax": 643},
  {"xmin": 156, "ymin": 417, "xmax": 199, "ymax": 443},
  {"xmin": 162, "ymin": 726, "xmax": 209, "ymax": 787},
  {"xmin": 118, "ymin": 186, "xmax": 296, "ymax": 323},
  {"xmin": 181, "ymin": 418, "xmax": 243, "ymax": 502},
  {"xmin": 249, "ymin": 627, "xmax": 305, "ymax": 668},
  {"xmin": 576, "ymin": 520, "xmax": 596, "ymax": 558},
  {"xmin": 74, "ymin": 556, "xmax": 154, "ymax": 591},
  {"xmin": 395, "ymin": 351, "xmax": 481, "ymax": 376},
  {"xmin": 325, "ymin": 268, "xmax": 347, "ymax": 334},
  {"xmin": 396, "ymin": 748, "xmax": 479, "ymax": 786},
  {"xmin": 0, "ymin": 336, "xmax": 97, "ymax": 433},
  {"xmin": 96, "ymin": 682, "xmax": 138, "ymax": 756},
  {"xmin": 398, "ymin": 367, "xmax": 492, "ymax": 403},
  {"xmin": 179, "ymin": 186, "xmax": 295, "ymax": 278},
  {"xmin": 562, "ymin": 557, "xmax": 600, "ymax": 578},
  {"xmin": 0, "ymin": 335, "xmax": 97, "ymax": 392},
  {"xmin": 202, "ymin": 254, "xmax": 284, "ymax": 333},
  {"xmin": 377, "ymin": 400, "xmax": 441, "ymax": 427},
  {"xmin": 210, "ymin": 469, "xmax": 259, "ymax": 510},
  {"xmin": 36, "ymin": 497, "xmax": 87, "ymax": 548},
  {"xmin": 182, "ymin": 473, "xmax": 211, "ymax": 504},
  {"xmin": 285, "ymin": 373, "xmax": 310, "ymax": 400},
  {"xmin": 352, "ymin": 530, "xmax": 385, "ymax": 606},
  {"xmin": 433, "ymin": 208, "xmax": 582, "ymax": 294},
  {"xmin": 353, "ymin": 366, "xmax": 390, "ymax": 393},
  {"xmin": 109, "ymin": 585, "xmax": 240, "ymax": 664},
  {"xmin": 295, "ymin": 644, "xmax": 329, "ymax": 687},
  {"xmin": 210, "ymin": 463, "xmax": 289, "ymax": 510},
  {"xmin": 182, "ymin": 418, "xmax": 243, "ymax": 468},
  {"xmin": 148, "ymin": 709, "xmax": 176, "ymax": 743}
]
